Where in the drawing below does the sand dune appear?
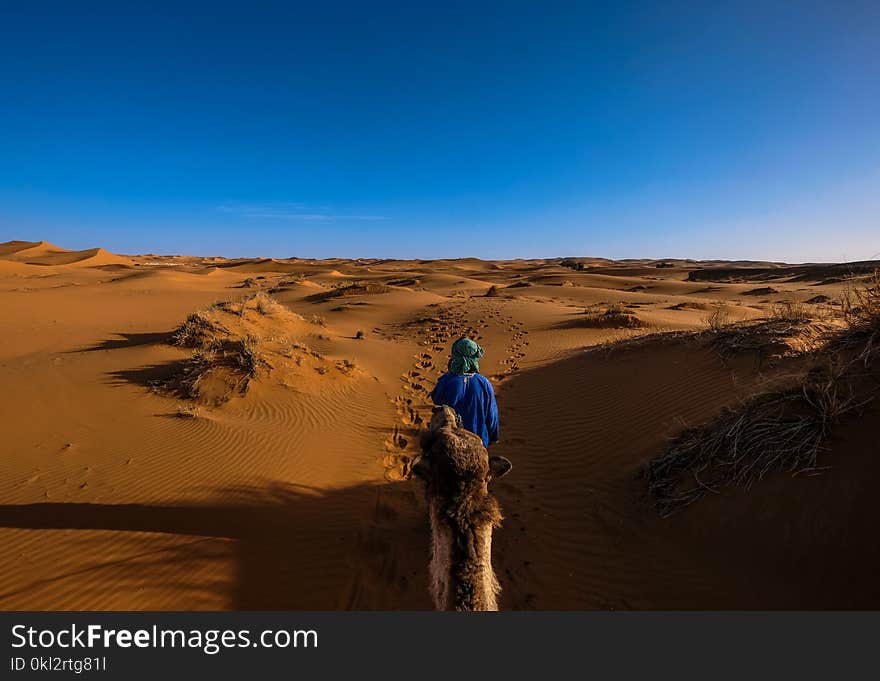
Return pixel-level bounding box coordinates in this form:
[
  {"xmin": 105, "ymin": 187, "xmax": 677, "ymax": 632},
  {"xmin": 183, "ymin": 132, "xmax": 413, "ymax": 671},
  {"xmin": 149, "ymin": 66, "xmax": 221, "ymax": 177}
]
[
  {"xmin": 1, "ymin": 241, "xmax": 134, "ymax": 268},
  {"xmin": 1, "ymin": 240, "xmax": 877, "ymax": 609},
  {"xmin": 0, "ymin": 240, "xmax": 51, "ymax": 257}
]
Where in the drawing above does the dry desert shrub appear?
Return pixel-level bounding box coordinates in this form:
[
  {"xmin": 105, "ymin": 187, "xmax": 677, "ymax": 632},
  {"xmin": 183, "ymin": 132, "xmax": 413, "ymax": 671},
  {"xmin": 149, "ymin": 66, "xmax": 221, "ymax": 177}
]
[
  {"xmin": 768, "ymin": 300, "xmax": 811, "ymax": 322},
  {"xmin": 703, "ymin": 302, "xmax": 731, "ymax": 331},
  {"xmin": 840, "ymin": 270, "xmax": 880, "ymax": 329},
  {"xmin": 643, "ymin": 363, "xmax": 863, "ymax": 516},
  {"xmin": 172, "ymin": 293, "xmax": 287, "ymax": 347},
  {"xmin": 560, "ymin": 258, "xmax": 585, "ymax": 271},
  {"xmin": 320, "ymin": 281, "xmax": 390, "ymax": 298},
  {"xmin": 706, "ymin": 294, "xmax": 843, "ymax": 363},
  {"xmin": 172, "ymin": 311, "xmax": 231, "ymax": 348},
  {"xmin": 252, "ymin": 291, "xmax": 284, "ymax": 315},
  {"xmin": 707, "ymin": 318, "xmax": 839, "ymax": 362},
  {"xmin": 161, "ymin": 292, "xmax": 336, "ymax": 404},
  {"xmin": 581, "ymin": 304, "xmax": 645, "ymax": 329},
  {"xmin": 169, "ymin": 337, "xmax": 270, "ymax": 404},
  {"xmin": 336, "ymin": 358, "xmax": 357, "ymax": 374},
  {"xmin": 268, "ymin": 274, "xmax": 307, "ymax": 293},
  {"xmin": 644, "ymin": 272, "xmax": 880, "ymax": 516},
  {"xmin": 174, "ymin": 403, "xmax": 200, "ymax": 418}
]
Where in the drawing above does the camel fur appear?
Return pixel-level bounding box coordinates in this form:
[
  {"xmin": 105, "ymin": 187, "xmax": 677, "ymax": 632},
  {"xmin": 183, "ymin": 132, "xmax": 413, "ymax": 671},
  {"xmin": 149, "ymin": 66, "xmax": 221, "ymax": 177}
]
[{"xmin": 412, "ymin": 405, "xmax": 512, "ymax": 611}]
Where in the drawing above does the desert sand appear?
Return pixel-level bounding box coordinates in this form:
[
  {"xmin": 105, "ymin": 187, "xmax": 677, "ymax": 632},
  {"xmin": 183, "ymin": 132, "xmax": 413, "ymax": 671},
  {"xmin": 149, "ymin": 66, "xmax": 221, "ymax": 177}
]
[{"xmin": 1, "ymin": 239, "xmax": 878, "ymax": 609}]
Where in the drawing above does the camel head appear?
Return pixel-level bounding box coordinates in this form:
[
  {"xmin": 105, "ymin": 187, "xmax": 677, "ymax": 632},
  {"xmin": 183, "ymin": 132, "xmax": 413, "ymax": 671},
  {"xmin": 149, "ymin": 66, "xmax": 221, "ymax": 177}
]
[{"xmin": 412, "ymin": 405, "xmax": 512, "ymax": 493}]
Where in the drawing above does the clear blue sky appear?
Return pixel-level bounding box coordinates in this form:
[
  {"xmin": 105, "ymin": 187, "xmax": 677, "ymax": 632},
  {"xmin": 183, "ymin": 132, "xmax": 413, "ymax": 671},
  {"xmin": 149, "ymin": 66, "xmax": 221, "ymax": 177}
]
[{"xmin": 1, "ymin": 1, "xmax": 878, "ymax": 261}]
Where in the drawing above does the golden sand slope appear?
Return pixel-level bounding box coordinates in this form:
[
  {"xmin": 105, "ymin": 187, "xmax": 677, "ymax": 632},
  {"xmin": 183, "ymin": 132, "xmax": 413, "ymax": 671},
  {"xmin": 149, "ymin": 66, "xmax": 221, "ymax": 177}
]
[
  {"xmin": 0, "ymin": 241, "xmax": 876, "ymax": 609},
  {"xmin": 2, "ymin": 241, "xmax": 134, "ymax": 267}
]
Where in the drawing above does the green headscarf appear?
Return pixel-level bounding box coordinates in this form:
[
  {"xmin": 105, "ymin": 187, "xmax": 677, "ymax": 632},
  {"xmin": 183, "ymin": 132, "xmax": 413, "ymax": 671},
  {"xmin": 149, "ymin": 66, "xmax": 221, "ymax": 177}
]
[{"xmin": 448, "ymin": 337, "xmax": 484, "ymax": 375}]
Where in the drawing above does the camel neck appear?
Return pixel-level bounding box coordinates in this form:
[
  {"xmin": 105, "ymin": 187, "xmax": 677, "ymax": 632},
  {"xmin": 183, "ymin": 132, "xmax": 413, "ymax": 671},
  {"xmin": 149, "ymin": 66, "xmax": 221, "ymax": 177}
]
[
  {"xmin": 429, "ymin": 498, "xmax": 500, "ymax": 611},
  {"xmin": 449, "ymin": 524, "xmax": 497, "ymax": 611}
]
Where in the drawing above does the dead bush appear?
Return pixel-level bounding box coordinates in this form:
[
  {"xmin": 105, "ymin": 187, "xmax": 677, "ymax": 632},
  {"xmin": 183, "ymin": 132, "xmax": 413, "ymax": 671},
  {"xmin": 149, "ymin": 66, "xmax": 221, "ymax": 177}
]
[{"xmin": 703, "ymin": 303, "xmax": 731, "ymax": 331}]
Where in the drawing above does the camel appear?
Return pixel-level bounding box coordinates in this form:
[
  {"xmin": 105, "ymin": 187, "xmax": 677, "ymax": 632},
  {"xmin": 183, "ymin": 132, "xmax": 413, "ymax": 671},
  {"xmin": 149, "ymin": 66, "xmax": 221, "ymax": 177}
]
[{"xmin": 411, "ymin": 405, "xmax": 512, "ymax": 611}]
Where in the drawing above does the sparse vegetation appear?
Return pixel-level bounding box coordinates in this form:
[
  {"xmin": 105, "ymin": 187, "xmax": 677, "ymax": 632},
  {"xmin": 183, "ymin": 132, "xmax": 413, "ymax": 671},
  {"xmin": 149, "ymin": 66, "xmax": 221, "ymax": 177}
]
[
  {"xmin": 840, "ymin": 270, "xmax": 880, "ymax": 329},
  {"xmin": 174, "ymin": 403, "xmax": 200, "ymax": 418},
  {"xmin": 336, "ymin": 359, "xmax": 357, "ymax": 373},
  {"xmin": 160, "ymin": 292, "xmax": 342, "ymax": 404},
  {"xmin": 355, "ymin": 329, "xmax": 365, "ymax": 339},
  {"xmin": 768, "ymin": 300, "xmax": 810, "ymax": 322},
  {"xmin": 643, "ymin": 363, "xmax": 862, "ymax": 517},
  {"xmin": 166, "ymin": 337, "xmax": 270, "ymax": 404},
  {"xmin": 268, "ymin": 273, "xmax": 307, "ymax": 293},
  {"xmin": 579, "ymin": 304, "xmax": 645, "ymax": 329},
  {"xmin": 707, "ymin": 317, "xmax": 838, "ymax": 362},
  {"xmin": 172, "ymin": 310, "xmax": 229, "ymax": 347},
  {"xmin": 644, "ymin": 270, "xmax": 880, "ymax": 516},
  {"xmin": 172, "ymin": 293, "xmax": 287, "ymax": 347},
  {"xmin": 705, "ymin": 295, "xmax": 845, "ymax": 363},
  {"xmin": 314, "ymin": 281, "xmax": 390, "ymax": 300},
  {"xmin": 253, "ymin": 292, "xmax": 283, "ymax": 315},
  {"xmin": 703, "ymin": 302, "xmax": 731, "ymax": 331}
]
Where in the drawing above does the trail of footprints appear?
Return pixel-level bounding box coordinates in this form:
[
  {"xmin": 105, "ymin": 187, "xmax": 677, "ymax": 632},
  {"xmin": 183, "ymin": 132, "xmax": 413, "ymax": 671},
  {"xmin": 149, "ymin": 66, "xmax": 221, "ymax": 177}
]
[
  {"xmin": 356, "ymin": 297, "xmax": 531, "ymax": 607},
  {"xmin": 382, "ymin": 298, "xmax": 529, "ymax": 481},
  {"xmin": 499, "ymin": 316, "xmax": 529, "ymax": 377}
]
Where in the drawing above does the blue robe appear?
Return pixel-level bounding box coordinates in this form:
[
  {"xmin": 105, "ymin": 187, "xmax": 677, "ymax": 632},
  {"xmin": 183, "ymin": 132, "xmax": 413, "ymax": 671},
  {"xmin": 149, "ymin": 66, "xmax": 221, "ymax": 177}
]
[{"xmin": 430, "ymin": 372, "xmax": 499, "ymax": 447}]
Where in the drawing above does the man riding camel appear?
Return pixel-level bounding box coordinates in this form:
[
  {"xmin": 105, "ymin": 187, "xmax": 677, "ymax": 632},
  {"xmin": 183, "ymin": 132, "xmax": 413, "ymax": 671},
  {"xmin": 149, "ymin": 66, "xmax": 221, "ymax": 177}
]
[{"xmin": 429, "ymin": 337, "xmax": 499, "ymax": 448}]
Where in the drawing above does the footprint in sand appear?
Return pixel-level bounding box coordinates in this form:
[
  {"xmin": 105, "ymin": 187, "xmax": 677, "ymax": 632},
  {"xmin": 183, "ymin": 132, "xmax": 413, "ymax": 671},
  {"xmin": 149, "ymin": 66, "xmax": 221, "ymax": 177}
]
[{"xmin": 385, "ymin": 307, "xmax": 456, "ymax": 480}]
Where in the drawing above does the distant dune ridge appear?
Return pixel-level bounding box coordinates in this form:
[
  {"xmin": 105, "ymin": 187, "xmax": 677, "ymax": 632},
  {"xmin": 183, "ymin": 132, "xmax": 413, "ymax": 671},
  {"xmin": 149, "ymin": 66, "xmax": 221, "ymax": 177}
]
[
  {"xmin": 0, "ymin": 240, "xmax": 134, "ymax": 267},
  {"xmin": 1, "ymin": 239, "xmax": 878, "ymax": 610}
]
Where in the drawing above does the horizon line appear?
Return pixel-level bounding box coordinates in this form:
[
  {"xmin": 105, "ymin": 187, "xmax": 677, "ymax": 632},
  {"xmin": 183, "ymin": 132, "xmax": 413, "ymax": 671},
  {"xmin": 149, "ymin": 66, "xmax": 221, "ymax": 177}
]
[{"xmin": 4, "ymin": 238, "xmax": 880, "ymax": 267}]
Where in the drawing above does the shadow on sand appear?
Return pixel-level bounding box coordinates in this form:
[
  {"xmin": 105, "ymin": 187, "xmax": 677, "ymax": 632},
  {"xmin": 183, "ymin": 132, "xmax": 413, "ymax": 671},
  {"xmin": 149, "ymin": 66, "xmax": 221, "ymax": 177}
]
[
  {"xmin": 72, "ymin": 331, "xmax": 175, "ymax": 353},
  {"xmin": 105, "ymin": 360, "xmax": 190, "ymax": 390},
  {"xmin": 0, "ymin": 481, "xmax": 431, "ymax": 610}
]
